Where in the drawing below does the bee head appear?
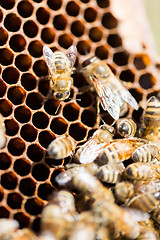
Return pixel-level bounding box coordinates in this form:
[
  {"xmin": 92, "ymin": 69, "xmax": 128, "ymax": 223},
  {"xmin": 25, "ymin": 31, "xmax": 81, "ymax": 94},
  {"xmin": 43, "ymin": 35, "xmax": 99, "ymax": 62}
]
[{"xmin": 53, "ymin": 90, "xmax": 70, "ymax": 101}]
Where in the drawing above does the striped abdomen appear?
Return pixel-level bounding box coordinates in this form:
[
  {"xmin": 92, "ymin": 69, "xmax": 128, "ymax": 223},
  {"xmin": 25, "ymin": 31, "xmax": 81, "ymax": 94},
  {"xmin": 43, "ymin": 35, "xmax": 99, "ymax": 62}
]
[
  {"xmin": 132, "ymin": 144, "xmax": 159, "ymax": 163},
  {"xmin": 54, "ymin": 51, "xmax": 70, "ymax": 73},
  {"xmin": 117, "ymin": 118, "xmax": 137, "ymax": 138}
]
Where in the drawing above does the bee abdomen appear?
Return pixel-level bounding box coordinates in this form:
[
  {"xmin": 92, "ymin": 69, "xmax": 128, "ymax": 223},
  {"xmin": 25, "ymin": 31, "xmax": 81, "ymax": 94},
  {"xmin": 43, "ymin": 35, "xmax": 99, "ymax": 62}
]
[
  {"xmin": 125, "ymin": 163, "xmax": 155, "ymax": 180},
  {"xmin": 132, "ymin": 144, "xmax": 158, "ymax": 163},
  {"xmin": 143, "ymin": 96, "xmax": 160, "ymax": 127},
  {"xmin": 97, "ymin": 164, "xmax": 122, "ymax": 184},
  {"xmin": 117, "ymin": 118, "xmax": 137, "ymax": 138}
]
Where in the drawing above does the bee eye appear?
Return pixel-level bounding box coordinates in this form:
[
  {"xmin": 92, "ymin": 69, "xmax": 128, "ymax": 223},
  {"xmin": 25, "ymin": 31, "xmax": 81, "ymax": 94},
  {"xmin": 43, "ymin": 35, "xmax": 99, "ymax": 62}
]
[
  {"xmin": 64, "ymin": 90, "xmax": 69, "ymax": 95},
  {"xmin": 100, "ymin": 126, "xmax": 107, "ymax": 130},
  {"xmin": 55, "ymin": 93, "xmax": 63, "ymax": 99}
]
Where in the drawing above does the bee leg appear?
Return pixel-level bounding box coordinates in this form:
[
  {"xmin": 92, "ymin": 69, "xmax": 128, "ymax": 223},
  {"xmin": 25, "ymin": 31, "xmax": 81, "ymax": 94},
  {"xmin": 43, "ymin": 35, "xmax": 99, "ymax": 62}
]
[{"xmin": 96, "ymin": 97, "xmax": 101, "ymax": 126}]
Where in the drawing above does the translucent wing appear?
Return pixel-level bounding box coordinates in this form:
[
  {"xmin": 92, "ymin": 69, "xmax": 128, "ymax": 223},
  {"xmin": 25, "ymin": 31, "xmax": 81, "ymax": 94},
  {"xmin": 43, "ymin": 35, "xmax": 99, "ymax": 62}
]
[
  {"xmin": 67, "ymin": 45, "xmax": 77, "ymax": 70},
  {"xmin": 90, "ymin": 74, "xmax": 120, "ymax": 120},
  {"xmin": 43, "ymin": 45, "xmax": 56, "ymax": 75}
]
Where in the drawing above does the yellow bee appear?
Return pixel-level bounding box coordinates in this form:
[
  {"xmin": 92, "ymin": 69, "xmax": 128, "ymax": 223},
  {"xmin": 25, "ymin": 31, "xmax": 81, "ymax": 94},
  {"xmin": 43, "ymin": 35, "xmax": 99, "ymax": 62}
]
[
  {"xmin": 43, "ymin": 45, "xmax": 77, "ymax": 101},
  {"xmin": 82, "ymin": 56, "xmax": 138, "ymax": 121},
  {"xmin": 116, "ymin": 118, "xmax": 137, "ymax": 138}
]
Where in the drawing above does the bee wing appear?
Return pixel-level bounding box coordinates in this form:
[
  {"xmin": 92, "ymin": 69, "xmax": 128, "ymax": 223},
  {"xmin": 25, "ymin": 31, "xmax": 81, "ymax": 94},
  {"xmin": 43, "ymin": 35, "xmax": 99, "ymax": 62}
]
[
  {"xmin": 90, "ymin": 74, "xmax": 120, "ymax": 120},
  {"xmin": 67, "ymin": 45, "xmax": 77, "ymax": 70},
  {"xmin": 43, "ymin": 45, "xmax": 56, "ymax": 75}
]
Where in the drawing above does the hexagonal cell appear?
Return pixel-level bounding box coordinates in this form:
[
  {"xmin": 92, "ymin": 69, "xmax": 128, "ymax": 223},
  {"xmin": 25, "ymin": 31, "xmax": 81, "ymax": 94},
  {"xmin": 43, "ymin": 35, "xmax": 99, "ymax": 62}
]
[
  {"xmin": 38, "ymin": 78, "xmax": 50, "ymax": 97},
  {"xmin": 97, "ymin": 0, "xmax": 109, "ymax": 8},
  {"xmin": 0, "ymin": 27, "xmax": 8, "ymax": 46},
  {"xmin": 139, "ymin": 73, "xmax": 156, "ymax": 89},
  {"xmin": 113, "ymin": 51, "xmax": 129, "ymax": 66},
  {"xmin": 81, "ymin": 109, "xmax": 96, "ymax": 127},
  {"xmin": 102, "ymin": 12, "xmax": 118, "ymax": 29},
  {"xmin": 36, "ymin": 7, "xmax": 50, "ymax": 25},
  {"xmin": 7, "ymin": 192, "xmax": 23, "ymax": 209},
  {"xmin": 0, "ymin": 79, "xmax": 7, "ymax": 97},
  {"xmin": 1, "ymin": 171, "xmax": 18, "ymax": 190},
  {"xmin": 8, "ymin": 137, "xmax": 25, "ymax": 156},
  {"xmin": 41, "ymin": 27, "xmax": 55, "ymax": 44},
  {"xmin": 27, "ymin": 144, "xmax": 44, "ymax": 162},
  {"xmin": 84, "ymin": 7, "xmax": 97, "ymax": 22},
  {"xmin": 134, "ymin": 54, "xmax": 151, "ymax": 70},
  {"xmin": 4, "ymin": 13, "xmax": 21, "ymax": 32},
  {"xmin": 107, "ymin": 33, "xmax": 122, "ymax": 48},
  {"xmin": 66, "ymin": 1, "xmax": 80, "ymax": 16},
  {"xmin": 69, "ymin": 123, "xmax": 87, "ymax": 141},
  {"xmin": 89, "ymin": 27, "xmax": 103, "ymax": 42},
  {"xmin": 32, "ymin": 164, "xmax": 50, "ymax": 181},
  {"xmin": 120, "ymin": 69, "xmax": 135, "ymax": 83},
  {"xmin": 13, "ymin": 158, "xmax": 31, "ymax": 176},
  {"xmin": 21, "ymin": 73, "xmax": 37, "ymax": 91},
  {"xmin": 71, "ymin": 20, "xmax": 85, "ymax": 37},
  {"xmin": 2, "ymin": 66, "xmax": 20, "ymax": 84},
  {"xmin": 14, "ymin": 105, "xmax": 31, "ymax": 123},
  {"xmin": 14, "ymin": 212, "xmax": 30, "ymax": 228},
  {"xmin": 5, "ymin": 118, "xmax": 19, "ymax": 136},
  {"xmin": 47, "ymin": 0, "xmax": 62, "ymax": 10},
  {"xmin": 19, "ymin": 177, "xmax": 36, "ymax": 196},
  {"xmin": 0, "ymin": 99, "xmax": 12, "ymax": 117},
  {"xmin": 32, "ymin": 111, "xmax": 49, "ymax": 129},
  {"xmin": 33, "ymin": 60, "xmax": 48, "ymax": 77},
  {"xmin": 28, "ymin": 40, "xmax": 43, "ymax": 58},
  {"xmin": 76, "ymin": 92, "xmax": 93, "ymax": 107},
  {"xmin": 17, "ymin": 0, "xmax": 34, "ymax": 18},
  {"xmin": 15, "ymin": 54, "xmax": 32, "ymax": 72},
  {"xmin": 53, "ymin": 14, "xmax": 68, "ymax": 30},
  {"xmin": 63, "ymin": 103, "xmax": 79, "ymax": 121},
  {"xmin": 0, "ymin": 153, "xmax": 11, "ymax": 170},
  {"xmin": 38, "ymin": 183, "xmax": 54, "ymax": 200},
  {"xmin": 0, "ymin": 207, "xmax": 10, "ymax": 218},
  {"xmin": 20, "ymin": 124, "xmax": 37, "ymax": 142},
  {"xmin": 77, "ymin": 40, "xmax": 91, "ymax": 55},
  {"xmin": 24, "ymin": 197, "xmax": 44, "ymax": 215},
  {"xmin": 0, "ymin": 48, "xmax": 14, "ymax": 66},
  {"xmin": 26, "ymin": 92, "xmax": 44, "ymax": 110},
  {"xmin": 7, "ymin": 86, "xmax": 26, "ymax": 105},
  {"xmin": 9, "ymin": 34, "xmax": 26, "ymax": 52},
  {"xmin": 39, "ymin": 130, "xmax": 56, "ymax": 149},
  {"xmin": 50, "ymin": 117, "xmax": 68, "ymax": 135},
  {"xmin": 23, "ymin": 20, "xmax": 38, "ymax": 38},
  {"xmin": 95, "ymin": 45, "xmax": 108, "ymax": 59},
  {"xmin": 0, "ymin": 0, "xmax": 15, "ymax": 10},
  {"xmin": 58, "ymin": 34, "xmax": 73, "ymax": 49},
  {"xmin": 129, "ymin": 88, "xmax": 143, "ymax": 103}
]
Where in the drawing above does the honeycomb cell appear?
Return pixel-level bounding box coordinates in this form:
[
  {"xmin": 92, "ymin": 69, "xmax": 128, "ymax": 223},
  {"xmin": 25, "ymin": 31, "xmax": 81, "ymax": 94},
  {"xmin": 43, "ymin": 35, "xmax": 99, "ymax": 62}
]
[
  {"xmin": 66, "ymin": 1, "xmax": 80, "ymax": 17},
  {"xmin": 84, "ymin": 7, "xmax": 97, "ymax": 22},
  {"xmin": 53, "ymin": 14, "xmax": 67, "ymax": 30},
  {"xmin": 69, "ymin": 123, "xmax": 87, "ymax": 141},
  {"xmin": 134, "ymin": 54, "xmax": 151, "ymax": 70},
  {"xmin": 7, "ymin": 192, "xmax": 23, "ymax": 209},
  {"xmin": 113, "ymin": 51, "xmax": 129, "ymax": 66},
  {"xmin": 25, "ymin": 197, "xmax": 43, "ymax": 215},
  {"xmin": 71, "ymin": 20, "xmax": 85, "ymax": 37},
  {"xmin": 36, "ymin": 7, "xmax": 50, "ymax": 25},
  {"xmin": 27, "ymin": 144, "xmax": 44, "ymax": 162},
  {"xmin": 17, "ymin": 0, "xmax": 33, "ymax": 18},
  {"xmin": 26, "ymin": 92, "xmax": 43, "ymax": 110},
  {"xmin": 20, "ymin": 124, "xmax": 37, "ymax": 142},
  {"xmin": 13, "ymin": 158, "xmax": 31, "ymax": 176},
  {"xmin": 7, "ymin": 86, "xmax": 26, "ymax": 105},
  {"xmin": 102, "ymin": 12, "xmax": 118, "ymax": 29},
  {"xmin": 0, "ymin": 207, "xmax": 10, "ymax": 218},
  {"xmin": 1, "ymin": 172, "xmax": 18, "ymax": 190},
  {"xmin": 47, "ymin": 0, "xmax": 62, "ymax": 10},
  {"xmin": 58, "ymin": 34, "xmax": 73, "ymax": 49},
  {"xmin": 32, "ymin": 217, "xmax": 41, "ymax": 232},
  {"xmin": 14, "ymin": 105, "xmax": 31, "ymax": 123},
  {"xmin": 120, "ymin": 69, "xmax": 135, "ymax": 83},
  {"xmin": 39, "ymin": 130, "xmax": 56, "ymax": 149},
  {"xmin": 63, "ymin": 103, "xmax": 79, "ymax": 121},
  {"xmin": 4, "ymin": 13, "xmax": 21, "ymax": 32},
  {"xmin": 9, "ymin": 34, "xmax": 26, "ymax": 52},
  {"xmin": 8, "ymin": 137, "xmax": 25, "ymax": 156},
  {"xmin": 0, "ymin": 0, "xmax": 15, "ymax": 9},
  {"xmin": 107, "ymin": 34, "xmax": 122, "ymax": 48},
  {"xmin": 95, "ymin": 45, "xmax": 108, "ymax": 59},
  {"xmin": 23, "ymin": 20, "xmax": 38, "ymax": 38},
  {"xmin": 14, "ymin": 212, "xmax": 30, "ymax": 229},
  {"xmin": 0, "ymin": 48, "xmax": 14, "ymax": 66},
  {"xmin": 76, "ymin": 92, "xmax": 93, "ymax": 107},
  {"xmin": 129, "ymin": 88, "xmax": 143, "ymax": 103},
  {"xmin": 139, "ymin": 73, "xmax": 156, "ymax": 89},
  {"xmin": 33, "ymin": 60, "xmax": 48, "ymax": 77},
  {"xmin": 0, "ymin": 9, "xmax": 3, "ymax": 22},
  {"xmin": 0, "ymin": 27, "xmax": 8, "ymax": 46},
  {"xmin": 5, "ymin": 118, "xmax": 19, "ymax": 136},
  {"xmin": 0, "ymin": 153, "xmax": 11, "ymax": 170},
  {"xmin": 28, "ymin": 40, "xmax": 43, "ymax": 58},
  {"xmin": 38, "ymin": 183, "xmax": 54, "ymax": 200},
  {"xmin": 89, "ymin": 27, "xmax": 103, "ymax": 42},
  {"xmin": 41, "ymin": 27, "xmax": 55, "ymax": 44},
  {"xmin": 0, "ymin": 187, "xmax": 4, "ymax": 202},
  {"xmin": 0, "ymin": 99, "xmax": 12, "ymax": 117},
  {"xmin": 132, "ymin": 107, "xmax": 143, "ymax": 123},
  {"xmin": 32, "ymin": 164, "xmax": 50, "ymax": 181},
  {"xmin": 81, "ymin": 109, "xmax": 96, "ymax": 127},
  {"xmin": 19, "ymin": 177, "xmax": 36, "ymax": 196},
  {"xmin": 77, "ymin": 40, "xmax": 91, "ymax": 55},
  {"xmin": 97, "ymin": 0, "xmax": 109, "ymax": 8},
  {"xmin": 32, "ymin": 111, "xmax": 49, "ymax": 129},
  {"xmin": 2, "ymin": 66, "xmax": 20, "ymax": 84},
  {"xmin": 0, "ymin": 80, "xmax": 7, "ymax": 97},
  {"xmin": 15, "ymin": 54, "xmax": 32, "ymax": 72},
  {"xmin": 50, "ymin": 117, "xmax": 68, "ymax": 135},
  {"xmin": 38, "ymin": 78, "xmax": 50, "ymax": 97},
  {"xmin": 21, "ymin": 73, "xmax": 37, "ymax": 91}
]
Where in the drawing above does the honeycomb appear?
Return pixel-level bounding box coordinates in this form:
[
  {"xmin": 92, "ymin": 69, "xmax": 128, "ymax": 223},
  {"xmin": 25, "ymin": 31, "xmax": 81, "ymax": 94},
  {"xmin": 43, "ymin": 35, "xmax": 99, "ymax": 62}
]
[{"xmin": 0, "ymin": 0, "xmax": 160, "ymax": 232}]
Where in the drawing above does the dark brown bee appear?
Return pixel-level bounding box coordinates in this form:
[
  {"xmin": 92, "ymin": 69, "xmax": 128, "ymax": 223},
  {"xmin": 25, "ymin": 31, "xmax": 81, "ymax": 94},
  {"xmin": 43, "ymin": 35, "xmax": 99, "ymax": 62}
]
[{"xmin": 116, "ymin": 118, "xmax": 137, "ymax": 138}]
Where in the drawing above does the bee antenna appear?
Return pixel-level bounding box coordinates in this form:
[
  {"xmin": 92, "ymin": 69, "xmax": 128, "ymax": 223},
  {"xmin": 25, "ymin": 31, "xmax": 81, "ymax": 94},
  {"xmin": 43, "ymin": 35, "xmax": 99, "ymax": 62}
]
[
  {"xmin": 100, "ymin": 118, "xmax": 107, "ymax": 125},
  {"xmin": 55, "ymin": 103, "xmax": 61, "ymax": 114},
  {"xmin": 68, "ymin": 97, "xmax": 81, "ymax": 101}
]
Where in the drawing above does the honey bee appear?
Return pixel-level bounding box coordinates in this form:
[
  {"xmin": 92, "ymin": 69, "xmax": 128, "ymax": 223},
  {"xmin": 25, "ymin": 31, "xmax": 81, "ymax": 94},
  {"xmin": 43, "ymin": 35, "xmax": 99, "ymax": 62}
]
[
  {"xmin": 97, "ymin": 138, "xmax": 146, "ymax": 165},
  {"xmin": 116, "ymin": 118, "xmax": 137, "ymax": 138},
  {"xmin": 74, "ymin": 124, "xmax": 114, "ymax": 164},
  {"xmin": 132, "ymin": 143, "xmax": 160, "ymax": 163},
  {"xmin": 125, "ymin": 162, "xmax": 160, "ymax": 180},
  {"xmin": 46, "ymin": 135, "xmax": 76, "ymax": 159},
  {"xmin": 43, "ymin": 45, "xmax": 77, "ymax": 101},
  {"xmin": 0, "ymin": 114, "xmax": 6, "ymax": 149},
  {"xmin": 81, "ymin": 56, "xmax": 138, "ymax": 121},
  {"xmin": 0, "ymin": 219, "xmax": 19, "ymax": 237},
  {"xmin": 115, "ymin": 181, "xmax": 134, "ymax": 202},
  {"xmin": 139, "ymin": 96, "xmax": 160, "ymax": 143}
]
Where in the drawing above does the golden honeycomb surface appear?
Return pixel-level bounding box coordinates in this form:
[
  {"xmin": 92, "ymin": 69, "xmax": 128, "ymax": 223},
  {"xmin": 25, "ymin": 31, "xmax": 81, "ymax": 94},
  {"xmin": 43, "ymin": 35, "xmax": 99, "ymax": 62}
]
[{"xmin": 0, "ymin": 0, "xmax": 160, "ymax": 232}]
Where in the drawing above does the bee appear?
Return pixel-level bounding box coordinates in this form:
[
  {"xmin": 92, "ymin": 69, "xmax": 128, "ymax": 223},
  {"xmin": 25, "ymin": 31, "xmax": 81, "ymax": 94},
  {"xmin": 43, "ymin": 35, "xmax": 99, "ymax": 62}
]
[
  {"xmin": 81, "ymin": 56, "xmax": 138, "ymax": 121},
  {"xmin": 97, "ymin": 138, "xmax": 146, "ymax": 165},
  {"xmin": 115, "ymin": 181, "xmax": 134, "ymax": 202},
  {"xmin": 46, "ymin": 135, "xmax": 76, "ymax": 159},
  {"xmin": 125, "ymin": 162, "xmax": 160, "ymax": 180},
  {"xmin": 0, "ymin": 114, "xmax": 6, "ymax": 149},
  {"xmin": 116, "ymin": 118, "xmax": 137, "ymax": 138},
  {"xmin": 74, "ymin": 124, "xmax": 114, "ymax": 164},
  {"xmin": 0, "ymin": 219, "xmax": 19, "ymax": 237},
  {"xmin": 132, "ymin": 143, "xmax": 160, "ymax": 163},
  {"xmin": 43, "ymin": 45, "xmax": 77, "ymax": 101},
  {"xmin": 139, "ymin": 96, "xmax": 160, "ymax": 143}
]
